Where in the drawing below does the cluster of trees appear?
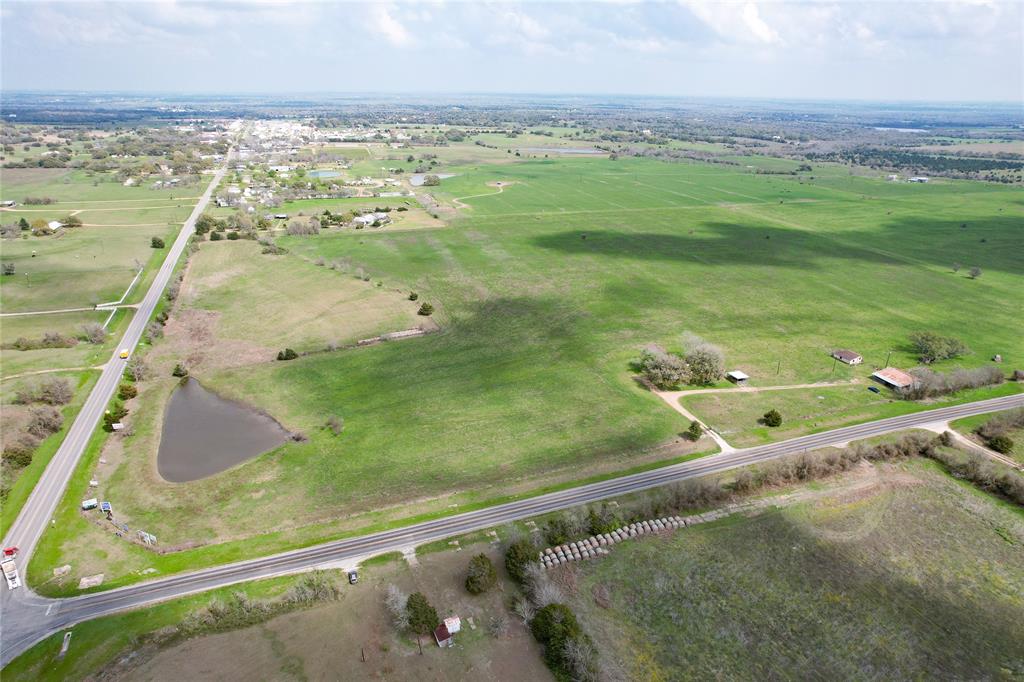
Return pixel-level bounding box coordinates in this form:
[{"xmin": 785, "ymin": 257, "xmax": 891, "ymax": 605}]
[
  {"xmin": 383, "ymin": 585, "xmax": 440, "ymax": 636},
  {"xmin": 637, "ymin": 334, "xmax": 725, "ymax": 389},
  {"xmin": 804, "ymin": 148, "xmax": 1023, "ymax": 180},
  {"xmin": 903, "ymin": 366, "xmax": 1003, "ymax": 399},
  {"xmin": 974, "ymin": 408, "xmax": 1024, "ymax": 455},
  {"xmin": 3, "ymin": 381, "xmax": 70, "ymax": 474},
  {"xmin": 909, "ymin": 331, "xmax": 970, "ymax": 364},
  {"xmin": 8, "ymin": 331, "xmax": 78, "ymax": 351}
]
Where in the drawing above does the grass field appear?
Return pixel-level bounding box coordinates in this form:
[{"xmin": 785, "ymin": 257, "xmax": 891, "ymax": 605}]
[
  {"xmin": 681, "ymin": 383, "xmax": 1024, "ymax": 447},
  {"xmin": 26, "ymin": 148, "xmax": 1023, "ymax": 591},
  {"xmin": 5, "ymin": 542, "xmax": 549, "ymax": 682},
  {"xmin": 570, "ymin": 460, "xmax": 1024, "ymax": 680},
  {"xmin": 0, "ymin": 309, "xmax": 131, "ymax": 379},
  {"xmin": 179, "ymin": 240, "xmax": 422, "ymax": 358}
]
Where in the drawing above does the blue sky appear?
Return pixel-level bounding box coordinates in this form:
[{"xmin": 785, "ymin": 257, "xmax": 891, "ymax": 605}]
[{"xmin": 1, "ymin": 1, "xmax": 1020, "ymax": 101}]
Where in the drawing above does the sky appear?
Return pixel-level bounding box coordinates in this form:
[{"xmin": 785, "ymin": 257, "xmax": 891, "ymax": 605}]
[{"xmin": 1, "ymin": 0, "xmax": 1021, "ymax": 102}]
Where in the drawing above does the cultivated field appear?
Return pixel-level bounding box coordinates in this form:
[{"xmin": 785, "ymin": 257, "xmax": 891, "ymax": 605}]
[{"xmin": 569, "ymin": 461, "xmax": 1024, "ymax": 679}]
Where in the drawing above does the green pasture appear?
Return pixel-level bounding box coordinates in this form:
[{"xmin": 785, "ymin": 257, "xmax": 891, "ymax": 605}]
[{"xmin": 571, "ymin": 460, "xmax": 1024, "ymax": 679}]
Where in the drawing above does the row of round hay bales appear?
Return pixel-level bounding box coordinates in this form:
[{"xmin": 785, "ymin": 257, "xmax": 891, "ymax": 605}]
[{"xmin": 538, "ymin": 515, "xmax": 688, "ymax": 569}]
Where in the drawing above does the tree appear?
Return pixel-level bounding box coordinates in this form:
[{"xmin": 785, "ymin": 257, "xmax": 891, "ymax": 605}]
[
  {"xmin": 62, "ymin": 215, "xmax": 82, "ymax": 228},
  {"xmin": 968, "ymin": 266, "xmax": 982, "ymax": 279},
  {"xmin": 465, "ymin": 553, "xmax": 498, "ymax": 594},
  {"xmin": 172, "ymin": 363, "xmax": 189, "ymax": 377},
  {"xmin": 27, "ymin": 406, "xmax": 63, "ymax": 438},
  {"xmin": 277, "ymin": 348, "xmax": 298, "ymax": 361},
  {"xmin": 126, "ymin": 356, "xmax": 149, "ymax": 381},
  {"xmin": 1, "ymin": 262, "xmax": 14, "ymax": 276},
  {"xmin": 408, "ymin": 291, "xmax": 419, "ymax": 301},
  {"xmin": 406, "ymin": 592, "xmax": 438, "ymax": 635},
  {"xmin": 417, "ymin": 302, "xmax": 434, "ymax": 316},
  {"xmin": 988, "ymin": 435, "xmax": 1014, "ymax": 454},
  {"xmin": 118, "ymin": 383, "xmax": 138, "ymax": 401},
  {"xmin": 763, "ymin": 409, "xmax": 782, "ymax": 427},
  {"xmin": 384, "ymin": 584, "xmax": 409, "ymax": 630},
  {"xmin": 505, "ymin": 539, "xmax": 536, "ymax": 585},
  {"xmin": 637, "ymin": 346, "xmax": 687, "ymax": 389},
  {"xmin": 687, "ymin": 420, "xmax": 703, "ymax": 440},
  {"xmin": 952, "ymin": 262, "xmax": 961, "ymax": 273},
  {"xmin": 151, "ymin": 236, "xmax": 165, "ymax": 248},
  {"xmin": 325, "ymin": 415, "xmax": 344, "ymax": 435},
  {"xmin": 422, "ymin": 174, "xmax": 441, "ymax": 186},
  {"xmin": 18, "ymin": 218, "xmax": 29, "ymax": 231},
  {"xmin": 686, "ymin": 344, "xmax": 725, "ymax": 385},
  {"xmin": 909, "ymin": 331, "xmax": 969, "ymax": 364}
]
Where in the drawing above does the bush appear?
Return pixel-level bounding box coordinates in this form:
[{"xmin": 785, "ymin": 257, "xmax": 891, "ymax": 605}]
[
  {"xmin": 277, "ymin": 348, "xmax": 298, "ymax": 361},
  {"xmin": 384, "ymin": 584, "xmax": 409, "ymax": 630},
  {"xmin": 637, "ymin": 345, "xmax": 687, "ymax": 389},
  {"xmin": 422, "ymin": 174, "xmax": 441, "ymax": 186},
  {"xmin": 118, "ymin": 383, "xmax": 138, "ymax": 400},
  {"xmin": 909, "ymin": 331, "xmax": 970, "ymax": 364},
  {"xmin": 465, "ymin": 553, "xmax": 498, "ymax": 594},
  {"xmin": 172, "ymin": 363, "xmax": 189, "ymax": 377},
  {"xmin": 1, "ymin": 262, "xmax": 14, "ymax": 275},
  {"xmin": 408, "ymin": 292, "xmax": 419, "ymax": 301},
  {"xmin": 530, "ymin": 603, "xmax": 597, "ymax": 681},
  {"xmin": 505, "ymin": 539, "xmax": 537, "ymax": 585},
  {"xmin": 325, "ymin": 415, "xmax": 344, "ymax": 435},
  {"xmin": 586, "ymin": 504, "xmax": 620, "ymax": 535},
  {"xmin": 406, "ymin": 592, "xmax": 438, "ymax": 635},
  {"xmin": 2, "ymin": 440, "xmax": 35, "ymax": 468},
  {"xmin": 903, "ymin": 366, "xmax": 1003, "ymax": 399},
  {"xmin": 227, "ymin": 231, "xmax": 239, "ymax": 240},
  {"xmin": 126, "ymin": 356, "xmax": 149, "ymax": 381},
  {"xmin": 39, "ymin": 377, "xmax": 72, "ymax": 405},
  {"xmin": 80, "ymin": 322, "xmax": 107, "ymax": 344},
  {"xmin": 988, "ymin": 435, "xmax": 1014, "ymax": 454},
  {"xmin": 762, "ymin": 409, "xmax": 782, "ymax": 427},
  {"xmin": 27, "ymin": 406, "xmax": 63, "ymax": 439},
  {"xmin": 151, "ymin": 236, "xmax": 165, "ymax": 248},
  {"xmin": 417, "ymin": 302, "xmax": 434, "ymax": 316},
  {"xmin": 209, "ymin": 231, "xmax": 223, "ymax": 241},
  {"xmin": 687, "ymin": 420, "xmax": 703, "ymax": 441}
]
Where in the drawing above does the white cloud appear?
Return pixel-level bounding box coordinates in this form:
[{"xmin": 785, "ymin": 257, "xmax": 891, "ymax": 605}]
[{"xmin": 368, "ymin": 4, "xmax": 414, "ymax": 47}]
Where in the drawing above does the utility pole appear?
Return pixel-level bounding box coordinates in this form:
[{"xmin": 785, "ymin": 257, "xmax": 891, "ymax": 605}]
[
  {"xmin": 831, "ymin": 356, "xmax": 837, "ymax": 374},
  {"xmin": 884, "ymin": 350, "xmax": 892, "ymax": 367},
  {"xmin": 776, "ymin": 359, "xmax": 781, "ymax": 375}
]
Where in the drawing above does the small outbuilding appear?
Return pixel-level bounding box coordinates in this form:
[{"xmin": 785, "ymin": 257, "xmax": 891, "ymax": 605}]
[
  {"xmin": 831, "ymin": 349, "xmax": 863, "ymax": 365},
  {"xmin": 872, "ymin": 367, "xmax": 915, "ymax": 390},
  {"xmin": 726, "ymin": 370, "xmax": 749, "ymax": 385},
  {"xmin": 434, "ymin": 616, "xmax": 461, "ymax": 648}
]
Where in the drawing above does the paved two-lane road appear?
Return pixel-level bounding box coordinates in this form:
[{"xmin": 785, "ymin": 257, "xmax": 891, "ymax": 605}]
[{"xmin": 2, "ymin": 389, "xmax": 1021, "ymax": 665}]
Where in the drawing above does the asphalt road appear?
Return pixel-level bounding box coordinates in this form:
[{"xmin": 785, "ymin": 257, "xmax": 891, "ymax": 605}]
[
  {"xmin": 2, "ymin": 390, "xmax": 1021, "ymax": 665},
  {"xmin": 0, "ymin": 158, "xmax": 229, "ymax": 663}
]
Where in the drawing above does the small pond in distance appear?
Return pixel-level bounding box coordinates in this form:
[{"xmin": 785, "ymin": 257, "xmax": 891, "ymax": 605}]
[
  {"xmin": 157, "ymin": 378, "xmax": 291, "ymax": 483},
  {"xmin": 308, "ymin": 169, "xmax": 341, "ymax": 179}
]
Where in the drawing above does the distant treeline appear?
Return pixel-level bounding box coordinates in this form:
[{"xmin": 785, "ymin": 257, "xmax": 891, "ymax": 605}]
[{"xmin": 806, "ymin": 148, "xmax": 1023, "ymax": 174}]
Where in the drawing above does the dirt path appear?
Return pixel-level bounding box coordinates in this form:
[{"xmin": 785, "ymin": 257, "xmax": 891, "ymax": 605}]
[
  {"xmin": 452, "ymin": 181, "xmax": 511, "ymax": 209},
  {"xmin": 1, "ymin": 366, "xmax": 101, "ymax": 383},
  {"xmin": 652, "ymin": 380, "xmax": 858, "ymax": 452}
]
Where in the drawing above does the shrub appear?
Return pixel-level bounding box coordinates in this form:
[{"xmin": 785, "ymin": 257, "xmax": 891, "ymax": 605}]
[
  {"xmin": 417, "ymin": 302, "xmax": 434, "ymax": 316},
  {"xmin": 406, "ymin": 592, "xmax": 438, "ymax": 635},
  {"xmin": 408, "ymin": 292, "xmax": 419, "ymax": 301},
  {"xmin": 687, "ymin": 420, "xmax": 703, "ymax": 440},
  {"xmin": 586, "ymin": 504, "xmax": 620, "ymax": 535},
  {"xmin": 118, "ymin": 383, "xmax": 138, "ymax": 400},
  {"xmin": 422, "ymin": 174, "xmax": 441, "ymax": 186},
  {"xmin": 2, "ymin": 440, "xmax": 35, "ymax": 468},
  {"xmin": 1, "ymin": 262, "xmax": 14, "ymax": 275},
  {"xmin": 637, "ymin": 345, "xmax": 687, "ymax": 389},
  {"xmin": 80, "ymin": 322, "xmax": 107, "ymax": 344},
  {"xmin": 763, "ymin": 409, "xmax": 782, "ymax": 427},
  {"xmin": 227, "ymin": 231, "xmax": 239, "ymax": 240},
  {"xmin": 27, "ymin": 406, "xmax": 63, "ymax": 439},
  {"xmin": 909, "ymin": 331, "xmax": 970, "ymax": 364},
  {"xmin": 384, "ymin": 584, "xmax": 409, "ymax": 630},
  {"xmin": 209, "ymin": 231, "xmax": 223, "ymax": 241},
  {"xmin": 969, "ymin": 266, "xmax": 982, "ymax": 279},
  {"xmin": 277, "ymin": 348, "xmax": 298, "ymax": 361},
  {"xmin": 151, "ymin": 236, "xmax": 165, "ymax": 248},
  {"xmin": 39, "ymin": 378, "xmax": 72, "ymax": 405},
  {"xmin": 465, "ymin": 553, "xmax": 498, "ymax": 594},
  {"xmin": 988, "ymin": 435, "xmax": 1014, "ymax": 454},
  {"xmin": 505, "ymin": 539, "xmax": 537, "ymax": 585},
  {"xmin": 286, "ymin": 218, "xmax": 319, "ymax": 236},
  {"xmin": 325, "ymin": 415, "xmax": 344, "ymax": 435},
  {"xmin": 126, "ymin": 356, "xmax": 149, "ymax": 381},
  {"xmin": 172, "ymin": 363, "xmax": 189, "ymax": 377},
  {"xmin": 903, "ymin": 366, "xmax": 1003, "ymax": 399}
]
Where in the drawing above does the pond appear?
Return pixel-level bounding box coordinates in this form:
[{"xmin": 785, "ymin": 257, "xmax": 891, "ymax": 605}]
[
  {"xmin": 308, "ymin": 169, "xmax": 341, "ymax": 179},
  {"xmin": 518, "ymin": 147, "xmax": 605, "ymax": 155},
  {"xmin": 157, "ymin": 378, "xmax": 291, "ymax": 483},
  {"xmin": 409, "ymin": 173, "xmax": 456, "ymax": 187}
]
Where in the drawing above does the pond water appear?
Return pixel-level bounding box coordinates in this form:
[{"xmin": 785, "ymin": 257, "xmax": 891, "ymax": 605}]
[
  {"xmin": 409, "ymin": 173, "xmax": 456, "ymax": 187},
  {"xmin": 157, "ymin": 378, "xmax": 291, "ymax": 483},
  {"xmin": 308, "ymin": 169, "xmax": 341, "ymax": 179}
]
